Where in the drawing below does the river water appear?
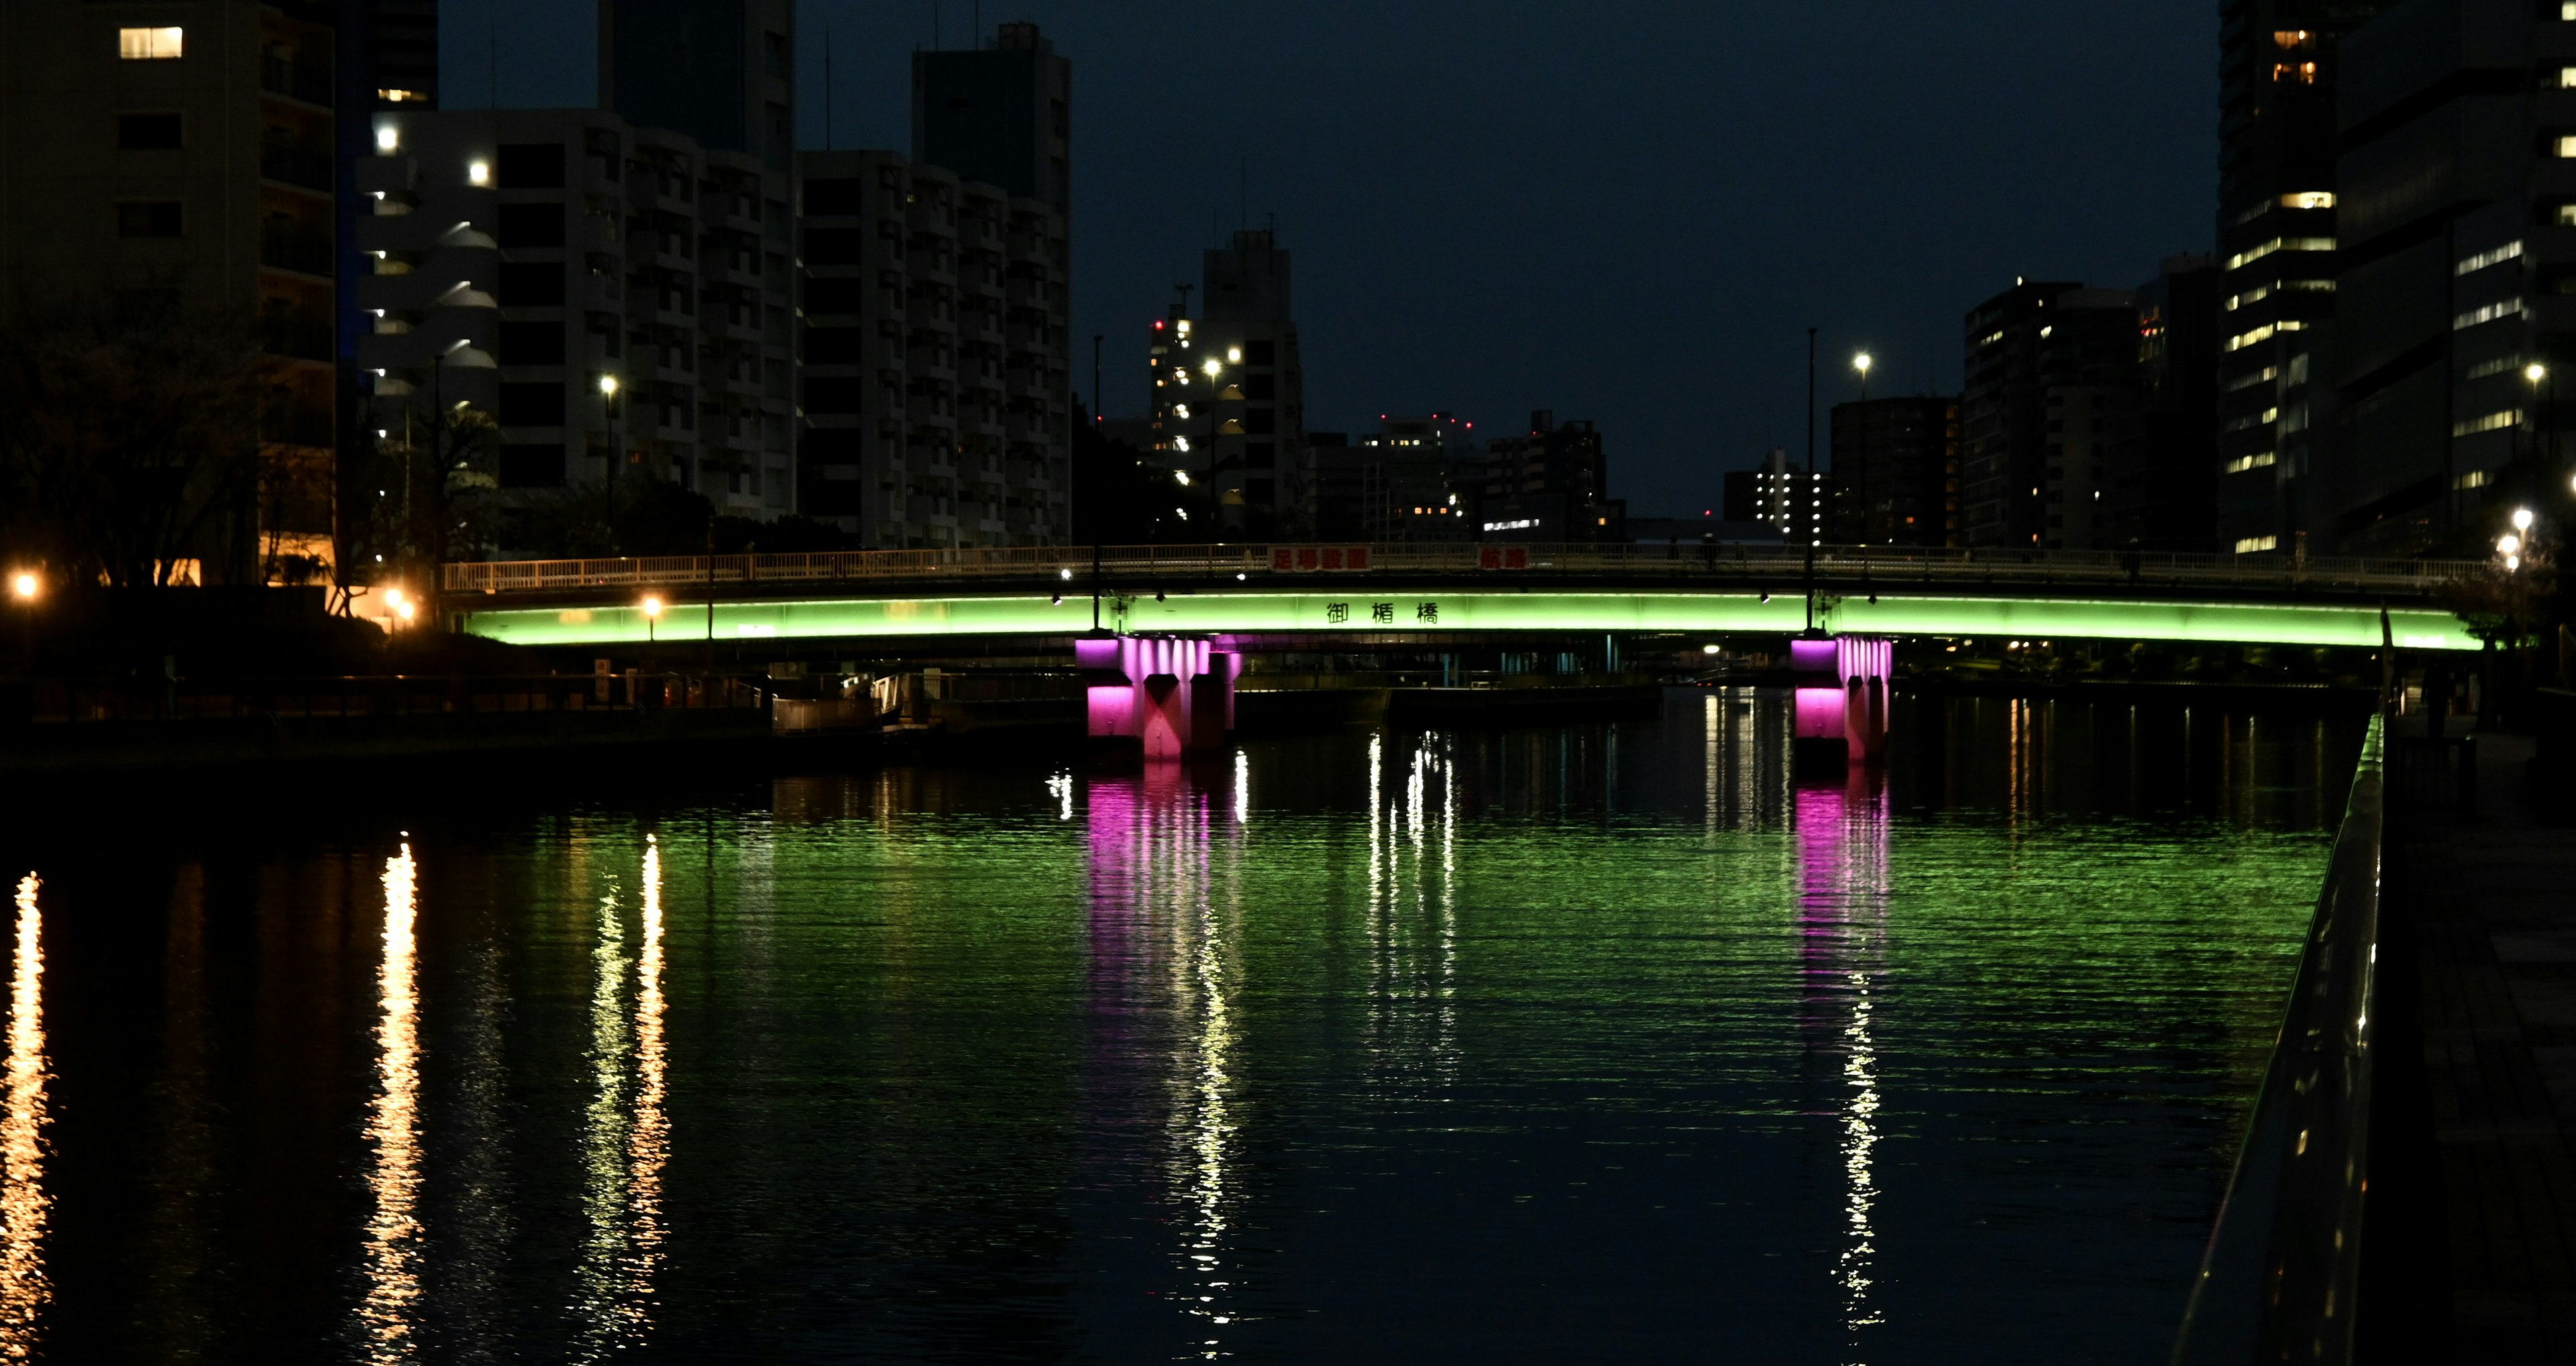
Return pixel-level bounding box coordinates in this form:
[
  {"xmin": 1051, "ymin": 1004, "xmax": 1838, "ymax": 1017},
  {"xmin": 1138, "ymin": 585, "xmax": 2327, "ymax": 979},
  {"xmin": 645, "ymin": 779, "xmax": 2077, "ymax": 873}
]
[{"xmin": 0, "ymin": 689, "xmax": 2358, "ymax": 1363}]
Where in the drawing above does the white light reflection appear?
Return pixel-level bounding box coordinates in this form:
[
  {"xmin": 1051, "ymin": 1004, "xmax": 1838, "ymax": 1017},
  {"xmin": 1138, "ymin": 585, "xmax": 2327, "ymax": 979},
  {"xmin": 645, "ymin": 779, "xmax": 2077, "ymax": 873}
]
[
  {"xmin": 1365, "ymin": 734, "xmax": 1460, "ymax": 1098},
  {"xmin": 1232, "ymin": 749, "xmax": 1248, "ymax": 825},
  {"xmin": 0, "ymin": 876, "xmax": 46, "ymax": 1359},
  {"xmin": 572, "ymin": 870, "xmax": 633, "ymax": 1359},
  {"xmin": 357, "ymin": 845, "xmax": 423, "ymax": 1361},
  {"xmin": 1048, "ymin": 771, "xmax": 1075, "ymax": 821}
]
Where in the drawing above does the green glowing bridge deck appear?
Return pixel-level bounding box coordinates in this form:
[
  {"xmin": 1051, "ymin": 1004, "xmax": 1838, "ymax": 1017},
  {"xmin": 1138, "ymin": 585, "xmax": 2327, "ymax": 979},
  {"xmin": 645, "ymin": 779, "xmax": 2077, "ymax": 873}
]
[{"xmin": 456, "ymin": 589, "xmax": 2473, "ymax": 651}]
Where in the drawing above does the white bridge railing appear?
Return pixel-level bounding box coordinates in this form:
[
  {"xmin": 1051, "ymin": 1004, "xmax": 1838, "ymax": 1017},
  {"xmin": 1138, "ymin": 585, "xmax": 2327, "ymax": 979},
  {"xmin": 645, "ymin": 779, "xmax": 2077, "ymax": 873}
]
[{"xmin": 443, "ymin": 542, "xmax": 2484, "ymax": 598}]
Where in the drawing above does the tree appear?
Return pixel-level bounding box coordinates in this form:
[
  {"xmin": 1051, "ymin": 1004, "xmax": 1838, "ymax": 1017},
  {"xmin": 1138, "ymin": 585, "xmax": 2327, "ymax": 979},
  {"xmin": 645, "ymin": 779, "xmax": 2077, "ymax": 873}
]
[{"xmin": 0, "ymin": 298, "xmax": 271, "ymax": 586}]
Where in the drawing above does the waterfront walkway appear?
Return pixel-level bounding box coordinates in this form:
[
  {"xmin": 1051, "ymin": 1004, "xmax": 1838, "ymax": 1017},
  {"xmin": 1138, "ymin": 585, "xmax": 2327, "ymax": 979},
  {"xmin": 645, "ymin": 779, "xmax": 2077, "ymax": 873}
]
[{"xmin": 2376, "ymin": 731, "xmax": 2576, "ymax": 1357}]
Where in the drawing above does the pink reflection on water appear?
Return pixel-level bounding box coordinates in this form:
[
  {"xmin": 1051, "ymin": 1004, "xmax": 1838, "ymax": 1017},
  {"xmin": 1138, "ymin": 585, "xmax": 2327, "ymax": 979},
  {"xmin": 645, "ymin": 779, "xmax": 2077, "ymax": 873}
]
[{"xmin": 1794, "ymin": 773, "xmax": 1890, "ymax": 1349}]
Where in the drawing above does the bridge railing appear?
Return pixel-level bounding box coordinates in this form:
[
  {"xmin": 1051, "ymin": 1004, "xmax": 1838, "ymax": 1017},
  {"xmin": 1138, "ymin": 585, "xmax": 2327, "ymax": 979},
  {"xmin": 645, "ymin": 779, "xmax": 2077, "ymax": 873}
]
[
  {"xmin": 442, "ymin": 543, "xmax": 2482, "ymax": 597},
  {"xmin": 2171, "ymin": 711, "xmax": 2384, "ymax": 1363}
]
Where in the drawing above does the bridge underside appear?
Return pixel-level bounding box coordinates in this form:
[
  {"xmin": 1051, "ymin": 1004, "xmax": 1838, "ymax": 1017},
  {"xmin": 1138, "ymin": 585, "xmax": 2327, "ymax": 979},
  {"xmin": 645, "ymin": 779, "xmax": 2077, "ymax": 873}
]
[{"xmin": 455, "ymin": 589, "xmax": 2473, "ymax": 652}]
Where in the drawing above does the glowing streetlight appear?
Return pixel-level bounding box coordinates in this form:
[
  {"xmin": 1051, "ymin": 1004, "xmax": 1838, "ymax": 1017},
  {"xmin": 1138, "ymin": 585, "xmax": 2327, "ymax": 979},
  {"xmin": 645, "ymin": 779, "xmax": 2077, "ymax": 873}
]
[
  {"xmin": 8, "ymin": 573, "xmax": 35, "ymax": 603},
  {"xmin": 1201, "ymin": 357, "xmax": 1221, "ymax": 379},
  {"xmin": 2513, "ymin": 506, "xmax": 2535, "ymax": 532},
  {"xmin": 1853, "ymin": 351, "xmax": 1873, "ymax": 405},
  {"xmin": 2498, "ymin": 533, "xmax": 2522, "ymax": 557},
  {"xmin": 641, "ymin": 594, "xmax": 663, "ymax": 642},
  {"xmin": 599, "ymin": 374, "xmax": 619, "ymax": 396},
  {"xmin": 2528, "ymin": 363, "xmax": 2548, "ymax": 384}
]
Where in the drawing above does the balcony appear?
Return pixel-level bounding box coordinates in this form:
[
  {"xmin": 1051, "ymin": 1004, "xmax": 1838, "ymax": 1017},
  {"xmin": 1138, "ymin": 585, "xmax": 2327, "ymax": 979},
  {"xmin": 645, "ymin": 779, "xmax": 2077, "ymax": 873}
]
[
  {"xmin": 260, "ymin": 143, "xmax": 333, "ymax": 193},
  {"xmin": 259, "ymin": 229, "xmax": 333, "ymax": 278},
  {"xmin": 259, "ymin": 56, "xmax": 334, "ymax": 108}
]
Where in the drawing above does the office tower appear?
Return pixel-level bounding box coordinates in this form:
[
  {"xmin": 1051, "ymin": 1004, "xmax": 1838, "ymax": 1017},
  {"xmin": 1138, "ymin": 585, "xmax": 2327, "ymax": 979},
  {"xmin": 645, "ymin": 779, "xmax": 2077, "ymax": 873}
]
[
  {"xmin": 0, "ymin": 3, "xmax": 343, "ymax": 583},
  {"xmin": 599, "ymin": 0, "xmax": 794, "ymax": 170},
  {"xmin": 1829, "ymin": 396, "xmax": 1961, "ymax": 546},
  {"xmin": 2038, "ymin": 289, "xmax": 2141, "ymax": 551},
  {"xmin": 356, "ymin": 110, "xmax": 797, "ymax": 520},
  {"xmin": 1148, "ymin": 231, "xmax": 1304, "ymax": 536},
  {"xmin": 1960, "ymin": 280, "xmax": 2080, "ymax": 546},
  {"xmin": 2314, "ymin": 0, "xmax": 2565, "ymax": 556},
  {"xmin": 1475, "ymin": 411, "xmax": 1624, "ymax": 542},
  {"xmin": 797, "ymin": 149, "xmax": 1069, "ymax": 547},
  {"xmin": 2213, "ymin": 0, "xmax": 2400, "ymax": 555},
  {"xmin": 2110, "ymin": 254, "xmax": 2221, "ymax": 551},
  {"xmin": 1360, "ymin": 414, "xmax": 1477, "ymax": 541},
  {"xmin": 913, "ymin": 23, "xmax": 1071, "ymax": 219}
]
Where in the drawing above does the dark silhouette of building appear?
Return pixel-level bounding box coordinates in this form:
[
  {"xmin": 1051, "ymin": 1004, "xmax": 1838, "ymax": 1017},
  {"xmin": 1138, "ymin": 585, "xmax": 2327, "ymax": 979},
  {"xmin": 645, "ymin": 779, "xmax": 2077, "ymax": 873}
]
[
  {"xmin": 1146, "ymin": 233, "xmax": 1304, "ymax": 536},
  {"xmin": 2212, "ymin": 0, "xmax": 2400, "ymax": 556},
  {"xmin": 913, "ymin": 23, "xmax": 1071, "ymax": 219},
  {"xmin": 599, "ymin": 0, "xmax": 794, "ymax": 169},
  {"xmin": 1829, "ymin": 396, "xmax": 1960, "ymax": 545},
  {"xmin": 2109, "ymin": 254, "xmax": 2221, "ymax": 551},
  {"xmin": 2315, "ymin": 0, "xmax": 2557, "ymax": 558},
  {"xmin": 1475, "ymin": 411, "xmax": 1623, "ymax": 542},
  {"xmin": 2039, "ymin": 289, "xmax": 2142, "ymax": 551},
  {"xmin": 1361, "ymin": 413, "xmax": 1476, "ymax": 541},
  {"xmin": 1960, "ymin": 280, "xmax": 2080, "ymax": 547}
]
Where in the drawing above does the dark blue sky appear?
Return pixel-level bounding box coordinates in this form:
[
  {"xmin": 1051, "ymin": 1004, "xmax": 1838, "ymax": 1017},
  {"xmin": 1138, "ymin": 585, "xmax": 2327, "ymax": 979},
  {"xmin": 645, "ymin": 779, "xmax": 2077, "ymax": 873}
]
[{"xmin": 443, "ymin": 1, "xmax": 2215, "ymax": 516}]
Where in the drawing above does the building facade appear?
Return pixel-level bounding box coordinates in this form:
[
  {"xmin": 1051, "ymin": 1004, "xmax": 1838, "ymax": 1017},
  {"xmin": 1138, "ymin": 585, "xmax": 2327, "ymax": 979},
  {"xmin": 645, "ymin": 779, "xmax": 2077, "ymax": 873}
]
[
  {"xmin": 1828, "ymin": 396, "xmax": 1960, "ymax": 545},
  {"xmin": 1959, "ymin": 280, "xmax": 2079, "ymax": 547},
  {"xmin": 796, "ymin": 149, "xmax": 1070, "ymax": 546},
  {"xmin": 0, "ymin": 1, "xmax": 345, "ymax": 582},
  {"xmin": 912, "ymin": 23, "xmax": 1071, "ymax": 223},
  {"xmin": 1475, "ymin": 410, "xmax": 1624, "ymax": 542},
  {"xmin": 1359, "ymin": 413, "xmax": 1477, "ymax": 541},
  {"xmin": 1146, "ymin": 231, "xmax": 1306, "ymax": 537},
  {"xmin": 2214, "ymin": 0, "xmax": 2401, "ymax": 555},
  {"xmin": 2039, "ymin": 288, "xmax": 2141, "ymax": 551},
  {"xmin": 2316, "ymin": 0, "xmax": 2570, "ymax": 557},
  {"xmin": 2111, "ymin": 254, "xmax": 2222, "ymax": 550},
  {"xmin": 599, "ymin": 0, "xmax": 794, "ymax": 172},
  {"xmin": 356, "ymin": 109, "xmax": 798, "ymax": 523}
]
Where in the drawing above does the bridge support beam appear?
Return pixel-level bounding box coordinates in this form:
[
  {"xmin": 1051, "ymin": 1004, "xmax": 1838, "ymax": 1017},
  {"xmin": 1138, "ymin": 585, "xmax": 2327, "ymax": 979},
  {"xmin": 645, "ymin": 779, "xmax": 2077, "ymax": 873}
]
[
  {"xmin": 1076, "ymin": 635, "xmax": 1236, "ymax": 758},
  {"xmin": 1790, "ymin": 634, "xmax": 1893, "ymax": 773}
]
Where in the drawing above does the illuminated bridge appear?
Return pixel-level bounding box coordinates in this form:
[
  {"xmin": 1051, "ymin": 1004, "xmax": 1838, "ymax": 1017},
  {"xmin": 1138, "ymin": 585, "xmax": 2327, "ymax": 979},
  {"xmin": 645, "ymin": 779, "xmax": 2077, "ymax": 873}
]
[{"xmin": 443, "ymin": 542, "xmax": 2484, "ymax": 652}]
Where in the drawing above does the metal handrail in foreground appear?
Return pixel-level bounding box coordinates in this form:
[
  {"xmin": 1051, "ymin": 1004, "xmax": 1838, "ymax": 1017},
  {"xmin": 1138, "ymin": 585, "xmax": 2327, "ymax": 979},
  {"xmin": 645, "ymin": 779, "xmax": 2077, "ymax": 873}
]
[
  {"xmin": 2171, "ymin": 711, "xmax": 2385, "ymax": 1364},
  {"xmin": 440, "ymin": 543, "xmax": 2481, "ymax": 599}
]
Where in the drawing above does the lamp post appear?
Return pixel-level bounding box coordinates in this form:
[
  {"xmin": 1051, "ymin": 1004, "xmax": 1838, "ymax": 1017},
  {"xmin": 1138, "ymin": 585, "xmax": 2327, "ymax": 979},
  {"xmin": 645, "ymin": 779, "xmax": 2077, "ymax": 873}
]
[
  {"xmin": 1803, "ymin": 327, "xmax": 1819, "ymax": 634},
  {"xmin": 1851, "ymin": 351, "xmax": 1872, "ymax": 545},
  {"xmin": 642, "ymin": 593, "xmax": 663, "ymax": 644},
  {"xmin": 599, "ymin": 372, "xmax": 623, "ymax": 511}
]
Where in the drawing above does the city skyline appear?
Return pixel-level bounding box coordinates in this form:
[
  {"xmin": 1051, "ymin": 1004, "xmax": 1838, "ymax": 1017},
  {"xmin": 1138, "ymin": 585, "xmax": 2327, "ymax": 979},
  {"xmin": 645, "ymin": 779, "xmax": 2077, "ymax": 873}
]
[{"xmin": 436, "ymin": 0, "xmax": 2217, "ymax": 516}]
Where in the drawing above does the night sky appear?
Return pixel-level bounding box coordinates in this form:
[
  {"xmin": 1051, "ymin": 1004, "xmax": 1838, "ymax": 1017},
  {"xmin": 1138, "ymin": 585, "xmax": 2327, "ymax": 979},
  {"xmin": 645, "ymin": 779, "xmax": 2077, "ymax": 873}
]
[{"xmin": 442, "ymin": 1, "xmax": 2215, "ymax": 517}]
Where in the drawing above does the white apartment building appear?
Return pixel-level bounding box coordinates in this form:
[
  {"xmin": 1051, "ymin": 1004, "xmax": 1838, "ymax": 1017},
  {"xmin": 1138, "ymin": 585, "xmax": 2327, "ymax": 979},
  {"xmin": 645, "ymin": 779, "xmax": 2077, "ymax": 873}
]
[
  {"xmin": 354, "ymin": 108, "xmax": 797, "ymax": 520},
  {"xmin": 796, "ymin": 148, "xmax": 1069, "ymax": 547}
]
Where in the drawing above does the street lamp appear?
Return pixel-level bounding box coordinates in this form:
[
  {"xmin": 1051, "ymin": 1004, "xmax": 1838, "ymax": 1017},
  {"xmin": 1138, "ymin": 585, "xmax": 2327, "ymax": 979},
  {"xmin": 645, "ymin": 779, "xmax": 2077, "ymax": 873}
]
[
  {"xmin": 1853, "ymin": 351, "xmax": 1872, "ymax": 405},
  {"xmin": 9, "ymin": 573, "xmax": 36, "ymax": 604},
  {"xmin": 641, "ymin": 593, "xmax": 663, "ymax": 642}
]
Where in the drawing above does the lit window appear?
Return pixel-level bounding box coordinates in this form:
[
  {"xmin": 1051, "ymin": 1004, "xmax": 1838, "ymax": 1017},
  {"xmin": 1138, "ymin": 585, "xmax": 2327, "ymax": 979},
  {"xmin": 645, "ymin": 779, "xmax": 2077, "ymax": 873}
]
[
  {"xmin": 2226, "ymin": 237, "xmax": 2334, "ymax": 270},
  {"xmin": 2453, "ymin": 470, "xmax": 2492, "ymax": 490},
  {"xmin": 2451, "ymin": 408, "xmax": 2521, "ymax": 437},
  {"xmin": 378, "ymin": 89, "xmax": 428, "ymax": 104},
  {"xmin": 2558, "ymin": 135, "xmax": 2576, "ymax": 159},
  {"xmin": 2272, "ymin": 30, "xmax": 2314, "ymax": 49},
  {"xmin": 2455, "ymin": 241, "xmax": 2523, "ymax": 275},
  {"xmin": 2453, "ymin": 299, "xmax": 2525, "ymax": 331},
  {"xmin": 2280, "ymin": 191, "xmax": 2334, "ymax": 210},
  {"xmin": 2466, "ymin": 356, "xmax": 2526, "ymax": 380},
  {"xmin": 2234, "ymin": 535, "xmax": 2279, "ymax": 554},
  {"xmin": 2273, "ymin": 61, "xmax": 2317, "ymax": 83},
  {"xmin": 118, "ymin": 27, "xmax": 183, "ymax": 60},
  {"xmin": 2222, "ymin": 452, "xmax": 2277, "ymax": 473}
]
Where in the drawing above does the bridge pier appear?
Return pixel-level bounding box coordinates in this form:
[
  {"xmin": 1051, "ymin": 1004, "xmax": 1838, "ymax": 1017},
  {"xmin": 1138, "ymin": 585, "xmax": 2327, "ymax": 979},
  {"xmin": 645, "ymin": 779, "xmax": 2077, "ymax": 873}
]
[
  {"xmin": 1790, "ymin": 634, "xmax": 1892, "ymax": 773},
  {"xmin": 1076, "ymin": 635, "xmax": 1237, "ymax": 758}
]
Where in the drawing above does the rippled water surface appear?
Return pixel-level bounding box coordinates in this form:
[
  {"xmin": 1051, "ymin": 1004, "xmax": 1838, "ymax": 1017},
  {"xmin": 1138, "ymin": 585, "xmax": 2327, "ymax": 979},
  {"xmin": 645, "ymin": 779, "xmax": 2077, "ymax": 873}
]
[{"xmin": 0, "ymin": 691, "xmax": 2359, "ymax": 1363}]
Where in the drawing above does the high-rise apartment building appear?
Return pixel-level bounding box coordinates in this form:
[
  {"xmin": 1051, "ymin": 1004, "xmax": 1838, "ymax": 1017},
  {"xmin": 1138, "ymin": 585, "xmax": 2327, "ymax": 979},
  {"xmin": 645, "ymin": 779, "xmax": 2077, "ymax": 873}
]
[
  {"xmin": 1960, "ymin": 280, "xmax": 2080, "ymax": 547},
  {"xmin": 912, "ymin": 23, "xmax": 1071, "ymax": 221},
  {"xmin": 356, "ymin": 110, "xmax": 797, "ymax": 519},
  {"xmin": 1475, "ymin": 410, "xmax": 1624, "ymax": 541},
  {"xmin": 1147, "ymin": 231, "xmax": 1305, "ymax": 536},
  {"xmin": 796, "ymin": 149, "xmax": 1070, "ymax": 546},
  {"xmin": 599, "ymin": 0, "xmax": 795, "ymax": 171},
  {"xmin": 2111, "ymin": 254, "xmax": 2222, "ymax": 551},
  {"xmin": 0, "ymin": 2, "xmax": 344, "ymax": 581},
  {"xmin": 2312, "ymin": 0, "xmax": 2569, "ymax": 557},
  {"xmin": 1829, "ymin": 396, "xmax": 1960, "ymax": 545},
  {"xmin": 1743, "ymin": 448, "xmax": 1828, "ymax": 545},
  {"xmin": 2214, "ymin": 0, "xmax": 2400, "ymax": 555},
  {"xmin": 2039, "ymin": 289, "xmax": 2141, "ymax": 551}
]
